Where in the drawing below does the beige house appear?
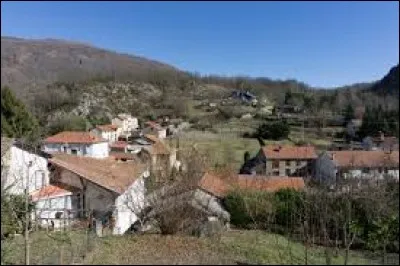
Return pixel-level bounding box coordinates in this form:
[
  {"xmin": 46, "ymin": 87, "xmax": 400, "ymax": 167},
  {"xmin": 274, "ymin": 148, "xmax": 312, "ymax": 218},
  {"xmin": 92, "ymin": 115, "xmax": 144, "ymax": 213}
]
[
  {"xmin": 91, "ymin": 124, "xmax": 121, "ymax": 143},
  {"xmin": 256, "ymin": 145, "xmax": 317, "ymax": 177},
  {"xmin": 111, "ymin": 113, "xmax": 139, "ymax": 136}
]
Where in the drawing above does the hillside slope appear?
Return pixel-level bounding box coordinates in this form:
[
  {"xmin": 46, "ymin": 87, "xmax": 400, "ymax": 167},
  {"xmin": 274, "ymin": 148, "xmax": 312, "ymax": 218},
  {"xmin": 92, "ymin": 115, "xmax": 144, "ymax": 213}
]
[
  {"xmin": 1, "ymin": 36, "xmax": 181, "ymax": 97},
  {"xmin": 368, "ymin": 64, "xmax": 399, "ymax": 97}
]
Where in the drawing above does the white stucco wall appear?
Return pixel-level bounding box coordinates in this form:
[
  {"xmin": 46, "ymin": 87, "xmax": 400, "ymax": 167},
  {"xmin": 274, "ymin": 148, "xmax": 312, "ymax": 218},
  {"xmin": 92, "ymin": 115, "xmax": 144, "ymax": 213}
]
[
  {"xmin": 33, "ymin": 194, "xmax": 77, "ymax": 228},
  {"xmin": 43, "ymin": 142, "xmax": 109, "ymax": 158},
  {"xmin": 5, "ymin": 146, "xmax": 50, "ymax": 195},
  {"xmin": 113, "ymin": 170, "xmax": 149, "ymax": 235}
]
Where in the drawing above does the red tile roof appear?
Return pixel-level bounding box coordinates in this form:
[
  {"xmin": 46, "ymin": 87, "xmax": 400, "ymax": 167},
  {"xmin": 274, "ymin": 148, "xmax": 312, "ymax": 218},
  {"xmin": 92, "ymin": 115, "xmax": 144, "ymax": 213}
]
[
  {"xmin": 30, "ymin": 184, "xmax": 77, "ymax": 201},
  {"xmin": 328, "ymin": 150, "xmax": 399, "ymax": 168},
  {"xmin": 145, "ymin": 121, "xmax": 162, "ymax": 130},
  {"xmin": 96, "ymin": 124, "xmax": 119, "ymax": 132},
  {"xmin": 198, "ymin": 172, "xmax": 305, "ymax": 198},
  {"xmin": 144, "ymin": 134, "xmax": 160, "ymax": 143},
  {"xmin": 44, "ymin": 131, "xmax": 107, "ymax": 144},
  {"xmin": 110, "ymin": 141, "xmax": 128, "ymax": 149},
  {"xmin": 49, "ymin": 154, "xmax": 147, "ymax": 194},
  {"xmin": 262, "ymin": 145, "xmax": 317, "ymax": 160},
  {"xmin": 110, "ymin": 152, "xmax": 138, "ymax": 161}
]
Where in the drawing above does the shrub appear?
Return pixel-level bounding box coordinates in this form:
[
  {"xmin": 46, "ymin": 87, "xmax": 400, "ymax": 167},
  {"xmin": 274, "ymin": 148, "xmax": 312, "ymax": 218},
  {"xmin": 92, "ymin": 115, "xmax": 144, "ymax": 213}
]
[
  {"xmin": 47, "ymin": 114, "xmax": 88, "ymax": 135},
  {"xmin": 254, "ymin": 120, "xmax": 290, "ymax": 140}
]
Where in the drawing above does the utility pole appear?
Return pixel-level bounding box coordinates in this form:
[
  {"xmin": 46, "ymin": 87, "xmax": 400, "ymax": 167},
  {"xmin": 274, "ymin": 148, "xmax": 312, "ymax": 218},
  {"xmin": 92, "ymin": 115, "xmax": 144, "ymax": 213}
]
[{"xmin": 25, "ymin": 161, "xmax": 32, "ymax": 265}]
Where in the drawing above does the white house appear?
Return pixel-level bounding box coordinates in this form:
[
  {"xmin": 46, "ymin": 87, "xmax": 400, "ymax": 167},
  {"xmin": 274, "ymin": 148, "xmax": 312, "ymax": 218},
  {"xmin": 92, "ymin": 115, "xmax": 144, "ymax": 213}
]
[
  {"xmin": 111, "ymin": 114, "xmax": 139, "ymax": 135},
  {"xmin": 313, "ymin": 150, "xmax": 400, "ymax": 186},
  {"xmin": 30, "ymin": 184, "xmax": 80, "ymax": 229},
  {"xmin": 91, "ymin": 124, "xmax": 121, "ymax": 143},
  {"xmin": 42, "ymin": 131, "xmax": 109, "ymax": 158},
  {"xmin": 46, "ymin": 154, "xmax": 150, "ymax": 235},
  {"xmin": 1, "ymin": 138, "xmax": 50, "ymax": 195}
]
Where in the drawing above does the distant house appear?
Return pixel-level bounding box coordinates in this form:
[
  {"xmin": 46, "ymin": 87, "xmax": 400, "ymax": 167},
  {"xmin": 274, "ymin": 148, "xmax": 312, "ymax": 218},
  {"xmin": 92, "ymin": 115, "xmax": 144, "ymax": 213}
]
[
  {"xmin": 2, "ymin": 137, "xmax": 50, "ymax": 195},
  {"xmin": 140, "ymin": 135, "xmax": 177, "ymax": 178},
  {"xmin": 313, "ymin": 150, "xmax": 399, "ymax": 186},
  {"xmin": 42, "ymin": 131, "xmax": 109, "ymax": 158},
  {"xmin": 42, "ymin": 153, "xmax": 150, "ymax": 234},
  {"xmin": 231, "ymin": 90, "xmax": 257, "ymax": 104},
  {"xmin": 111, "ymin": 113, "xmax": 139, "ymax": 136},
  {"xmin": 91, "ymin": 124, "xmax": 120, "ymax": 143},
  {"xmin": 246, "ymin": 145, "xmax": 317, "ymax": 177},
  {"xmin": 142, "ymin": 121, "xmax": 167, "ymax": 139}
]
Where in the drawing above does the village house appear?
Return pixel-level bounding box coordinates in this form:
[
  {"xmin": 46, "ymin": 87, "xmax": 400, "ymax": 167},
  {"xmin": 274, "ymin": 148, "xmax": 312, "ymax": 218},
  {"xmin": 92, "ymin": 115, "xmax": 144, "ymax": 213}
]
[
  {"xmin": 42, "ymin": 131, "xmax": 109, "ymax": 158},
  {"xmin": 111, "ymin": 113, "xmax": 139, "ymax": 136},
  {"xmin": 139, "ymin": 134, "xmax": 177, "ymax": 179},
  {"xmin": 91, "ymin": 124, "xmax": 121, "ymax": 143},
  {"xmin": 241, "ymin": 145, "xmax": 317, "ymax": 177},
  {"xmin": 33, "ymin": 153, "xmax": 150, "ymax": 234},
  {"xmin": 142, "ymin": 121, "xmax": 167, "ymax": 139},
  {"xmin": 313, "ymin": 150, "xmax": 400, "ymax": 186},
  {"xmin": 1, "ymin": 137, "xmax": 50, "ymax": 195}
]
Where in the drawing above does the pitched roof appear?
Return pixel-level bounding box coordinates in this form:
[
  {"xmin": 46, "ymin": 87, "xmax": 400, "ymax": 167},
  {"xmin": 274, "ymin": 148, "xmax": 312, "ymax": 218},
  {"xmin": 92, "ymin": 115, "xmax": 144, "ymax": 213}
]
[
  {"xmin": 198, "ymin": 172, "xmax": 305, "ymax": 198},
  {"xmin": 96, "ymin": 124, "xmax": 119, "ymax": 132},
  {"xmin": 262, "ymin": 145, "xmax": 317, "ymax": 160},
  {"xmin": 144, "ymin": 121, "xmax": 162, "ymax": 130},
  {"xmin": 144, "ymin": 134, "xmax": 160, "ymax": 143},
  {"xmin": 110, "ymin": 141, "xmax": 128, "ymax": 149},
  {"xmin": 49, "ymin": 154, "xmax": 147, "ymax": 194},
  {"xmin": 44, "ymin": 131, "xmax": 107, "ymax": 144},
  {"xmin": 328, "ymin": 150, "xmax": 399, "ymax": 168},
  {"xmin": 30, "ymin": 184, "xmax": 77, "ymax": 201},
  {"xmin": 109, "ymin": 152, "xmax": 139, "ymax": 161}
]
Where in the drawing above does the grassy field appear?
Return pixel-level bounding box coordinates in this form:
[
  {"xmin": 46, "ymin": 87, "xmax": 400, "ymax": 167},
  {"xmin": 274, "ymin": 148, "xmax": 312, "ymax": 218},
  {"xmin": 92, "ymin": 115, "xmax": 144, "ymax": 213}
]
[{"xmin": 2, "ymin": 229, "xmax": 391, "ymax": 265}]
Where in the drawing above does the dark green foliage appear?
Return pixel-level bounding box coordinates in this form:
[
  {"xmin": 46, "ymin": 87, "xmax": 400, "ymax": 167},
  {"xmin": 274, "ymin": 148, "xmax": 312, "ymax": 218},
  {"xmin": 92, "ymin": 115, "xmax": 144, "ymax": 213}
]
[
  {"xmin": 1, "ymin": 194, "xmax": 35, "ymax": 237},
  {"xmin": 47, "ymin": 114, "xmax": 88, "ymax": 135},
  {"xmin": 255, "ymin": 120, "xmax": 290, "ymax": 140},
  {"xmin": 358, "ymin": 105, "xmax": 399, "ymax": 138},
  {"xmin": 343, "ymin": 103, "xmax": 355, "ymax": 124},
  {"xmin": 1, "ymin": 86, "xmax": 39, "ymax": 140},
  {"xmin": 273, "ymin": 189, "xmax": 305, "ymax": 229},
  {"xmin": 243, "ymin": 151, "xmax": 250, "ymax": 163}
]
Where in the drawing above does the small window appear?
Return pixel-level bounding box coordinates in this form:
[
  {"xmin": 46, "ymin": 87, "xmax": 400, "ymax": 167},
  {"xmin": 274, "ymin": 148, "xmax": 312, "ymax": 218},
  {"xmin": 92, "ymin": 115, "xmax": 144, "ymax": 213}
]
[
  {"xmin": 297, "ymin": 161, "xmax": 301, "ymax": 166},
  {"xmin": 286, "ymin": 160, "xmax": 291, "ymax": 167},
  {"xmin": 362, "ymin": 168, "xmax": 369, "ymax": 174},
  {"xmin": 273, "ymin": 170, "xmax": 279, "ymax": 176},
  {"xmin": 285, "ymin": 169, "xmax": 291, "ymax": 176},
  {"xmin": 71, "ymin": 149, "xmax": 78, "ymax": 155},
  {"xmin": 272, "ymin": 160, "xmax": 279, "ymax": 169}
]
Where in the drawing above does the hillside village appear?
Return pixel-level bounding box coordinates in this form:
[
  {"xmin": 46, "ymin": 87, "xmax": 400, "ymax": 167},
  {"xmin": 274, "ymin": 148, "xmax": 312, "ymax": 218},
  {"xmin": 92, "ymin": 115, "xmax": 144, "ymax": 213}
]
[{"xmin": 2, "ymin": 105, "xmax": 399, "ymax": 238}]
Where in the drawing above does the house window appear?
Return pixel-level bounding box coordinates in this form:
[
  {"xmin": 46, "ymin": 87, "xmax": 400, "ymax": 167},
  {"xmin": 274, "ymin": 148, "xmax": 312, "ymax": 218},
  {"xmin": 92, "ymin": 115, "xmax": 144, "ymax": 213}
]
[
  {"xmin": 362, "ymin": 168, "xmax": 369, "ymax": 174},
  {"xmin": 285, "ymin": 169, "xmax": 291, "ymax": 176},
  {"xmin": 272, "ymin": 160, "xmax": 279, "ymax": 169},
  {"xmin": 297, "ymin": 160, "xmax": 301, "ymax": 166},
  {"xmin": 286, "ymin": 160, "xmax": 291, "ymax": 167},
  {"xmin": 71, "ymin": 149, "xmax": 78, "ymax": 155},
  {"xmin": 63, "ymin": 146, "xmax": 67, "ymax": 153},
  {"xmin": 34, "ymin": 170, "xmax": 45, "ymax": 190}
]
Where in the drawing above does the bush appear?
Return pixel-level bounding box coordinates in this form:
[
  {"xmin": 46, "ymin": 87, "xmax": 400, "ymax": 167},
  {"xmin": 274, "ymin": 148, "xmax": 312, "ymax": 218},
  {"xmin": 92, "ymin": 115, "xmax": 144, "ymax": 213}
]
[
  {"xmin": 224, "ymin": 189, "xmax": 275, "ymax": 230},
  {"xmin": 47, "ymin": 114, "xmax": 88, "ymax": 135},
  {"xmin": 254, "ymin": 120, "xmax": 290, "ymax": 140}
]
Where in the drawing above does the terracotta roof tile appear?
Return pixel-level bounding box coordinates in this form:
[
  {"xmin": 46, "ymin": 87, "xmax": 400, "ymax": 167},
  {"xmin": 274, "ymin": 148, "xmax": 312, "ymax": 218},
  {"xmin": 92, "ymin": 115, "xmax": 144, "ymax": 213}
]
[
  {"xmin": 109, "ymin": 152, "xmax": 139, "ymax": 161},
  {"xmin": 144, "ymin": 134, "xmax": 160, "ymax": 143},
  {"xmin": 145, "ymin": 121, "xmax": 162, "ymax": 130},
  {"xmin": 44, "ymin": 131, "xmax": 107, "ymax": 144},
  {"xmin": 110, "ymin": 141, "xmax": 128, "ymax": 149},
  {"xmin": 262, "ymin": 145, "xmax": 317, "ymax": 160},
  {"xmin": 49, "ymin": 154, "xmax": 147, "ymax": 194},
  {"xmin": 328, "ymin": 150, "xmax": 399, "ymax": 168},
  {"xmin": 96, "ymin": 124, "xmax": 119, "ymax": 132},
  {"xmin": 30, "ymin": 184, "xmax": 78, "ymax": 201},
  {"xmin": 198, "ymin": 172, "xmax": 305, "ymax": 198}
]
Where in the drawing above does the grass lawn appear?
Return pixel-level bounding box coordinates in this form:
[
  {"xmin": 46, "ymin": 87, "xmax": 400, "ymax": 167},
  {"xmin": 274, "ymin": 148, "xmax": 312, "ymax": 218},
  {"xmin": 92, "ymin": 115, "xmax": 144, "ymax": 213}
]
[{"xmin": 2, "ymin": 229, "xmax": 388, "ymax": 265}]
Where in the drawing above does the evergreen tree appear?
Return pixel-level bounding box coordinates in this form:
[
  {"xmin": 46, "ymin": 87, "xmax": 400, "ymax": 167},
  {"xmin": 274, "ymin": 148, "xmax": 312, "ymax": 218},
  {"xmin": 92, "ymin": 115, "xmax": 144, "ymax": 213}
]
[{"xmin": 1, "ymin": 86, "xmax": 39, "ymax": 140}]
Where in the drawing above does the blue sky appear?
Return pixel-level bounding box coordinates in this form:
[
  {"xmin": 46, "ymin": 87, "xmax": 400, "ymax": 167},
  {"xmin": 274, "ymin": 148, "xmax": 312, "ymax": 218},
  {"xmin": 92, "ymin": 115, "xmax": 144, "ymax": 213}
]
[{"xmin": 1, "ymin": 1, "xmax": 399, "ymax": 88}]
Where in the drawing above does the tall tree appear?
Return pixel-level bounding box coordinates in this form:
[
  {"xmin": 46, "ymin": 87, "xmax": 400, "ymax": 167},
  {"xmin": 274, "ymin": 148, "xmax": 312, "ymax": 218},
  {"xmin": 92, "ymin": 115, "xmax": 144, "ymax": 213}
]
[{"xmin": 1, "ymin": 87, "xmax": 39, "ymax": 140}]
